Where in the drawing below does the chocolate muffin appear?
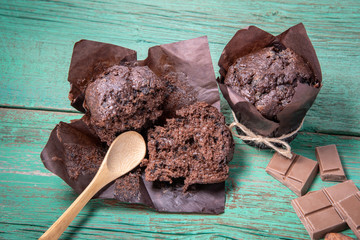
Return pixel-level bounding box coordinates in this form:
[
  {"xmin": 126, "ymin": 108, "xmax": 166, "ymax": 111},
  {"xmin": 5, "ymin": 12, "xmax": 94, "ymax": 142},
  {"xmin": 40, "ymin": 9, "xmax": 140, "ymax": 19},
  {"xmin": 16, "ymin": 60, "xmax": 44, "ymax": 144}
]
[
  {"xmin": 114, "ymin": 168, "xmax": 142, "ymax": 202},
  {"xmin": 53, "ymin": 120, "xmax": 106, "ymax": 180},
  {"xmin": 63, "ymin": 143, "xmax": 105, "ymax": 180},
  {"xmin": 84, "ymin": 65, "xmax": 166, "ymax": 145},
  {"xmin": 162, "ymin": 71, "xmax": 197, "ymax": 118},
  {"xmin": 224, "ymin": 46, "xmax": 315, "ymax": 120},
  {"xmin": 145, "ymin": 102, "xmax": 234, "ymax": 191}
]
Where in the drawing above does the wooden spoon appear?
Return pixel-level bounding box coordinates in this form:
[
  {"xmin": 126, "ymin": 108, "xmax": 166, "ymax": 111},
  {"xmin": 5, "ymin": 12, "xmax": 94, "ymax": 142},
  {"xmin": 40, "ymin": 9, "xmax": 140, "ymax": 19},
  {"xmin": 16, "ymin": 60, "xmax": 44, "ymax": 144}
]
[{"xmin": 39, "ymin": 131, "xmax": 146, "ymax": 240}]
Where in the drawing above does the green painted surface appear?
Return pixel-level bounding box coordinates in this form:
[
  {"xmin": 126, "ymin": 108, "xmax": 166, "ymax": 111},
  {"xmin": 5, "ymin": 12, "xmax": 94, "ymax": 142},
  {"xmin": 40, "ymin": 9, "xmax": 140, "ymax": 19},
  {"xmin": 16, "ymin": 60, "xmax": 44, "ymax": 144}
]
[
  {"xmin": 0, "ymin": 0, "xmax": 360, "ymax": 239},
  {"xmin": 1, "ymin": 0, "xmax": 360, "ymax": 135},
  {"xmin": 0, "ymin": 109, "xmax": 359, "ymax": 239}
]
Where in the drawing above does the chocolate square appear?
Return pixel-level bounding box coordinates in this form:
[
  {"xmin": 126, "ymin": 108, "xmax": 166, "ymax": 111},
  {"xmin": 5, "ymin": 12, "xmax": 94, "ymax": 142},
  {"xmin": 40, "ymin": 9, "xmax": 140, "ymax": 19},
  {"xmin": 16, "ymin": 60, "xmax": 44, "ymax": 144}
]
[
  {"xmin": 336, "ymin": 192, "xmax": 360, "ymax": 238},
  {"xmin": 266, "ymin": 152, "xmax": 318, "ymax": 196},
  {"xmin": 291, "ymin": 180, "xmax": 359, "ymax": 239},
  {"xmin": 315, "ymin": 144, "xmax": 346, "ymax": 182}
]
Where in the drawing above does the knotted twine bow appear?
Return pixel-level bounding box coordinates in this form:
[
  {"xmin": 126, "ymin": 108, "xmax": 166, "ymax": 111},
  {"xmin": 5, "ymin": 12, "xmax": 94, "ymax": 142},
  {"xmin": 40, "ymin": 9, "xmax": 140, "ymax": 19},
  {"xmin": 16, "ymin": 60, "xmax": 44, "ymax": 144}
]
[{"xmin": 228, "ymin": 111, "xmax": 305, "ymax": 159}]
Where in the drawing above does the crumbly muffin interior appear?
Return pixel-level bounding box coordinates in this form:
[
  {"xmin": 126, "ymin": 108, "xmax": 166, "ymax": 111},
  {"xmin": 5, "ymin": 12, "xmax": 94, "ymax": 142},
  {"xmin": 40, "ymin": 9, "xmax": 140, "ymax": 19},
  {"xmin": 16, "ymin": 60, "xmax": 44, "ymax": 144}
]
[
  {"xmin": 145, "ymin": 102, "xmax": 234, "ymax": 191},
  {"xmin": 114, "ymin": 168, "xmax": 142, "ymax": 202},
  {"xmin": 64, "ymin": 143, "xmax": 105, "ymax": 180}
]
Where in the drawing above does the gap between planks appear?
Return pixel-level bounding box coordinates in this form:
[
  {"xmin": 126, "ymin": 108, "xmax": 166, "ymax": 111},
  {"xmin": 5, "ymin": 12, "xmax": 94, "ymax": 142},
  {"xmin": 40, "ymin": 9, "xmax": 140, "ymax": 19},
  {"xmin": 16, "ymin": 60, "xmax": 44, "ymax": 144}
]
[{"xmin": 1, "ymin": 106, "xmax": 360, "ymax": 139}]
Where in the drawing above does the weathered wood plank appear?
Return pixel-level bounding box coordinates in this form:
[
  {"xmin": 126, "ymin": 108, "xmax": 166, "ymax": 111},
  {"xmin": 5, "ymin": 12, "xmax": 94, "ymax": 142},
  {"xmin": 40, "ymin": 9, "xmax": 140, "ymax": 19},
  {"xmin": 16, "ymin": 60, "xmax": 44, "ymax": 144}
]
[
  {"xmin": 0, "ymin": 108, "xmax": 359, "ymax": 239},
  {"xmin": 0, "ymin": 0, "xmax": 360, "ymax": 135}
]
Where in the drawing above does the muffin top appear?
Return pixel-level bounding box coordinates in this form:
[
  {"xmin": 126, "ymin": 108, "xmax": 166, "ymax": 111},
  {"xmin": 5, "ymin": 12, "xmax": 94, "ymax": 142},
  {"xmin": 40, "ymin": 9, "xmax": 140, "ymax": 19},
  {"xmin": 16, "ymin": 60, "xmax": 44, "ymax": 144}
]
[
  {"xmin": 84, "ymin": 65, "xmax": 166, "ymax": 145},
  {"xmin": 224, "ymin": 46, "xmax": 315, "ymax": 120},
  {"xmin": 161, "ymin": 71, "xmax": 197, "ymax": 118},
  {"xmin": 144, "ymin": 102, "xmax": 234, "ymax": 191},
  {"xmin": 56, "ymin": 121, "xmax": 106, "ymax": 180}
]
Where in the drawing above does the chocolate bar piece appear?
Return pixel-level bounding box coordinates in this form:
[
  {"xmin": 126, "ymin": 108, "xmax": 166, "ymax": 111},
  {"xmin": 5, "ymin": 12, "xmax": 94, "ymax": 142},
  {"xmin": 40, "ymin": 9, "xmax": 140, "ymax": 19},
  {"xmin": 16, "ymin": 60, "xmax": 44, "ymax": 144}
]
[
  {"xmin": 316, "ymin": 144, "xmax": 346, "ymax": 182},
  {"xmin": 266, "ymin": 152, "xmax": 318, "ymax": 196},
  {"xmin": 336, "ymin": 192, "xmax": 360, "ymax": 239},
  {"xmin": 291, "ymin": 180, "xmax": 359, "ymax": 239}
]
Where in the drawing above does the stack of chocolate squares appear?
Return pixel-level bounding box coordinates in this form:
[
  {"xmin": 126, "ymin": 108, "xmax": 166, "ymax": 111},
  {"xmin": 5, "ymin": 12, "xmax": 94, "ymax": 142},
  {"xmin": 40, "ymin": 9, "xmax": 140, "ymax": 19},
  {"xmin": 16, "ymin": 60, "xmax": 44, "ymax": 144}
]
[{"xmin": 266, "ymin": 144, "xmax": 360, "ymax": 239}]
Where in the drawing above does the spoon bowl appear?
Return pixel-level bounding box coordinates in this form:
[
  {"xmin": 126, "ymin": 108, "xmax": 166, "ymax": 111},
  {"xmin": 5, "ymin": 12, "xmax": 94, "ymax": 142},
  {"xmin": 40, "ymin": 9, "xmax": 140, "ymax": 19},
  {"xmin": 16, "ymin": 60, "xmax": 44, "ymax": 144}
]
[
  {"xmin": 39, "ymin": 131, "xmax": 146, "ymax": 240},
  {"xmin": 106, "ymin": 131, "xmax": 146, "ymax": 174}
]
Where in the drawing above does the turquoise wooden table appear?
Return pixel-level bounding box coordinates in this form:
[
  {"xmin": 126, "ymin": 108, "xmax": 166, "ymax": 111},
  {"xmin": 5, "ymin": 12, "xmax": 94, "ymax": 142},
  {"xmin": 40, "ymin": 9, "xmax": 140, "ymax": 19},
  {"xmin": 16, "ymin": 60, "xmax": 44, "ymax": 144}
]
[{"xmin": 1, "ymin": 0, "xmax": 360, "ymax": 239}]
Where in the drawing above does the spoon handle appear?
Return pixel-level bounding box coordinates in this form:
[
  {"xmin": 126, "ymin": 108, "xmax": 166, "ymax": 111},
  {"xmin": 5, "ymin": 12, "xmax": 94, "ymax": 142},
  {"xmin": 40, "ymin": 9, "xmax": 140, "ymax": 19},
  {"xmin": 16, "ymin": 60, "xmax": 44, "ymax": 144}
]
[{"xmin": 39, "ymin": 175, "xmax": 106, "ymax": 240}]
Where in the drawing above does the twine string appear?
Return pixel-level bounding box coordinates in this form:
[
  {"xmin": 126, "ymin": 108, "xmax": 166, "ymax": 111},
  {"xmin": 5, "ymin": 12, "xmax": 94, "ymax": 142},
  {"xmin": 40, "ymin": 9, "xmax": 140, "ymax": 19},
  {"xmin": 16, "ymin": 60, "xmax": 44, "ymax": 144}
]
[{"xmin": 228, "ymin": 111, "xmax": 305, "ymax": 159}]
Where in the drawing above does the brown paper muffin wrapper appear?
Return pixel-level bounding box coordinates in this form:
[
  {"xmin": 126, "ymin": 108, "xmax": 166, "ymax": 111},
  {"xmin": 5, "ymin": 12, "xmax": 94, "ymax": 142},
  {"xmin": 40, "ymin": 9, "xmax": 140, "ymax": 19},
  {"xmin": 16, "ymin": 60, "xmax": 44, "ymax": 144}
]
[
  {"xmin": 41, "ymin": 37, "xmax": 226, "ymax": 214},
  {"xmin": 68, "ymin": 37, "xmax": 220, "ymax": 114},
  {"xmin": 218, "ymin": 23, "xmax": 322, "ymax": 141}
]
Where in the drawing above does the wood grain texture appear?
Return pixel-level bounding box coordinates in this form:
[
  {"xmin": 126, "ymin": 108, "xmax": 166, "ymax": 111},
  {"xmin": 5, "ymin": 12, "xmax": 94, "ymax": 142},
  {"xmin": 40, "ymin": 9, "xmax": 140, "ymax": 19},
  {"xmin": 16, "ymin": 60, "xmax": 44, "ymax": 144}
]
[
  {"xmin": 1, "ymin": 0, "xmax": 360, "ymax": 239},
  {"xmin": 1, "ymin": 0, "xmax": 360, "ymax": 135},
  {"xmin": 0, "ymin": 108, "xmax": 359, "ymax": 239}
]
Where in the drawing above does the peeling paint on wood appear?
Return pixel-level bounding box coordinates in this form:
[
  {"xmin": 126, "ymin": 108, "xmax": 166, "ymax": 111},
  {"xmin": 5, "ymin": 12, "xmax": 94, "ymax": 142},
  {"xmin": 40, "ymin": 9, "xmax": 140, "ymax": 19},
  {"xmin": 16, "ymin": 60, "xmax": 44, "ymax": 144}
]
[
  {"xmin": 1, "ymin": 0, "xmax": 360, "ymax": 239},
  {"xmin": 0, "ymin": 109, "xmax": 359, "ymax": 239}
]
